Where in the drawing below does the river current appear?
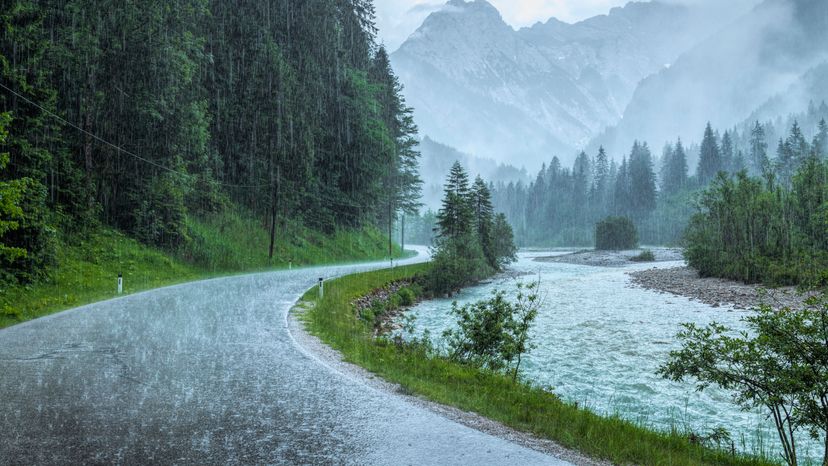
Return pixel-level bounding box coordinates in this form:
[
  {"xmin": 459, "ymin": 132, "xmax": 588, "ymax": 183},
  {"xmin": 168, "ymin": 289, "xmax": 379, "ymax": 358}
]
[{"xmin": 404, "ymin": 251, "xmax": 821, "ymax": 462}]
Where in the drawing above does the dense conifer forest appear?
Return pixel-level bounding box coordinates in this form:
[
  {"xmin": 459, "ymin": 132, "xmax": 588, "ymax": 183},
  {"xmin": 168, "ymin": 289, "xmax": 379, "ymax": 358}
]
[
  {"xmin": 483, "ymin": 107, "xmax": 828, "ymax": 249},
  {"xmin": 0, "ymin": 0, "xmax": 421, "ymax": 285}
]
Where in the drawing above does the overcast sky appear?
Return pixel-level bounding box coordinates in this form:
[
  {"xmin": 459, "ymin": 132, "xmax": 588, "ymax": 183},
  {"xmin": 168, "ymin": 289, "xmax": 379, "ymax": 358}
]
[{"xmin": 375, "ymin": 0, "xmax": 631, "ymax": 51}]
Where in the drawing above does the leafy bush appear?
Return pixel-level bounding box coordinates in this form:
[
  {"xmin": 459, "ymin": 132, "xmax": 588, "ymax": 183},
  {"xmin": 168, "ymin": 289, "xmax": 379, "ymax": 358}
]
[
  {"xmin": 444, "ymin": 282, "xmax": 540, "ymax": 381},
  {"xmin": 595, "ymin": 216, "xmax": 638, "ymax": 250},
  {"xmin": 630, "ymin": 249, "xmax": 656, "ymax": 262},
  {"xmin": 660, "ymin": 293, "xmax": 828, "ymax": 466},
  {"xmin": 396, "ymin": 287, "xmax": 416, "ymax": 306}
]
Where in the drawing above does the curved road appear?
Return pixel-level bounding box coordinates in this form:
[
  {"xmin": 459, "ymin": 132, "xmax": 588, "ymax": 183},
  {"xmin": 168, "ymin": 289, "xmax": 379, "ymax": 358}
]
[{"xmin": 0, "ymin": 248, "xmax": 568, "ymax": 465}]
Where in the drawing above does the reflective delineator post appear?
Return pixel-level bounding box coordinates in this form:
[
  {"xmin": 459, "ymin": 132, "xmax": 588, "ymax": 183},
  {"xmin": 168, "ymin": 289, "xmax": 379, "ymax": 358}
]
[
  {"xmin": 117, "ymin": 272, "xmax": 123, "ymax": 294},
  {"xmin": 318, "ymin": 278, "xmax": 324, "ymax": 299},
  {"xmin": 289, "ymin": 259, "xmax": 292, "ymax": 270}
]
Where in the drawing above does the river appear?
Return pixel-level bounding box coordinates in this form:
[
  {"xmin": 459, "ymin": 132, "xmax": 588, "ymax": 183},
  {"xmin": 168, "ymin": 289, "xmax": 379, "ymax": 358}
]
[{"xmin": 403, "ymin": 250, "xmax": 821, "ymax": 462}]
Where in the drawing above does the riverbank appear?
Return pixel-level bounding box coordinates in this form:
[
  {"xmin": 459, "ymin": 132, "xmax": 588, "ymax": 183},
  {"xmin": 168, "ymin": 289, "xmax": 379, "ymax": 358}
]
[
  {"xmin": 535, "ymin": 248, "xmax": 684, "ymax": 267},
  {"xmin": 628, "ymin": 266, "xmax": 814, "ymax": 310},
  {"xmin": 297, "ymin": 264, "xmax": 775, "ymax": 466}
]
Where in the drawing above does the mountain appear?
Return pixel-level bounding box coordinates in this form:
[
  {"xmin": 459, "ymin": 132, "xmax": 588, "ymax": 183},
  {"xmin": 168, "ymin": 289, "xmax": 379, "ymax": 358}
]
[
  {"xmin": 597, "ymin": 0, "xmax": 828, "ymax": 156},
  {"xmin": 419, "ymin": 137, "xmax": 529, "ymax": 210},
  {"xmin": 392, "ymin": 0, "xmax": 755, "ymax": 167}
]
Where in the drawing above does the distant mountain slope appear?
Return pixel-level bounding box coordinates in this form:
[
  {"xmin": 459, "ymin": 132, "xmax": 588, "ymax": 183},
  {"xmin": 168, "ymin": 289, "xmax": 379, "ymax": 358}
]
[
  {"xmin": 392, "ymin": 0, "xmax": 754, "ymax": 167},
  {"xmin": 419, "ymin": 137, "xmax": 529, "ymax": 209},
  {"xmin": 596, "ymin": 0, "xmax": 828, "ymax": 155}
]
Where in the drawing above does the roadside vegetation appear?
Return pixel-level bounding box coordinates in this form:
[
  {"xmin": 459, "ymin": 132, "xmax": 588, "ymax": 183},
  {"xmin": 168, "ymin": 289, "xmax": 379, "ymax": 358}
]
[
  {"xmin": 0, "ymin": 2, "xmax": 420, "ymax": 325},
  {"xmin": 0, "ymin": 216, "xmax": 402, "ymax": 329}
]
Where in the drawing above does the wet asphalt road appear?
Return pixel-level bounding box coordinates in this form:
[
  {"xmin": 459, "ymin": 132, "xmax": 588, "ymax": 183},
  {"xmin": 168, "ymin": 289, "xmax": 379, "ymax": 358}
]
[{"xmin": 0, "ymin": 248, "xmax": 569, "ymax": 465}]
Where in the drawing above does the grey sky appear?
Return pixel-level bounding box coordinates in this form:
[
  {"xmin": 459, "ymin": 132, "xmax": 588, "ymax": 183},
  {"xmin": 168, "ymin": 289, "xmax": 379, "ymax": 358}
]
[{"xmin": 375, "ymin": 0, "xmax": 631, "ymax": 51}]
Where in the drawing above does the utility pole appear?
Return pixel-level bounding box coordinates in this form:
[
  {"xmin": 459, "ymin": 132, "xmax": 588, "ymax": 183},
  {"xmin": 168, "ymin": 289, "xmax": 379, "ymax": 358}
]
[
  {"xmin": 401, "ymin": 213, "xmax": 405, "ymax": 252},
  {"xmin": 269, "ymin": 165, "xmax": 280, "ymax": 260},
  {"xmin": 388, "ymin": 201, "xmax": 393, "ymax": 260}
]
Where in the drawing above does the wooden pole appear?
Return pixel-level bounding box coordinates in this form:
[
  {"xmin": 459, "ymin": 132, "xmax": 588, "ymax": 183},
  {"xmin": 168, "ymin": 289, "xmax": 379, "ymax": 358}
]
[{"xmin": 269, "ymin": 166, "xmax": 280, "ymax": 260}]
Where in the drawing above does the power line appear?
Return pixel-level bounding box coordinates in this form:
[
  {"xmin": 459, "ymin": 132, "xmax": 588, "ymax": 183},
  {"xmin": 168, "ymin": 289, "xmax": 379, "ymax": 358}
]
[{"xmin": 0, "ymin": 81, "xmax": 270, "ymax": 190}]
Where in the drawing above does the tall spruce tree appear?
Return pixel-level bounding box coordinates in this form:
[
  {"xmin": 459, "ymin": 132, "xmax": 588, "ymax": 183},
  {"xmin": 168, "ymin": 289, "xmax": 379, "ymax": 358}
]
[
  {"xmin": 437, "ymin": 162, "xmax": 474, "ymax": 240},
  {"xmin": 697, "ymin": 123, "xmax": 722, "ymax": 185},
  {"xmin": 471, "ymin": 176, "xmax": 496, "ymax": 269},
  {"xmin": 749, "ymin": 121, "xmax": 769, "ymax": 175}
]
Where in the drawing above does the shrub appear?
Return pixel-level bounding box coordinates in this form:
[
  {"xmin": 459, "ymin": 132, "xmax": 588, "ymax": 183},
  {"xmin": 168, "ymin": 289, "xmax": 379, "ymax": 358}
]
[
  {"xmin": 396, "ymin": 287, "xmax": 416, "ymax": 306},
  {"xmin": 630, "ymin": 249, "xmax": 656, "ymax": 262},
  {"xmin": 443, "ymin": 281, "xmax": 541, "ymax": 381},
  {"xmin": 595, "ymin": 216, "xmax": 638, "ymax": 250}
]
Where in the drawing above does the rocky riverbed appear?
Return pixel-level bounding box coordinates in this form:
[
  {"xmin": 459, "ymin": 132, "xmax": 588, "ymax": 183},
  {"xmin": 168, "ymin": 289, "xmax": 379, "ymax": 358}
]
[
  {"xmin": 534, "ymin": 248, "xmax": 684, "ymax": 267},
  {"xmin": 628, "ymin": 266, "xmax": 815, "ymax": 310}
]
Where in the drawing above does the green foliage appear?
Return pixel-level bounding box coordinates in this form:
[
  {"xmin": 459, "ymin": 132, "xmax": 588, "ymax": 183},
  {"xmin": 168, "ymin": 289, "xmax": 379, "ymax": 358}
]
[
  {"xmin": 630, "ymin": 249, "xmax": 656, "ymax": 262},
  {"xmin": 660, "ymin": 294, "xmax": 828, "ymax": 466},
  {"xmin": 685, "ymin": 158, "xmax": 828, "ymax": 287},
  {"xmin": 303, "ymin": 264, "xmax": 775, "ymax": 466},
  {"xmin": 396, "ymin": 286, "xmax": 416, "ymax": 307},
  {"xmin": 0, "ymin": 0, "xmax": 420, "ymax": 284},
  {"xmin": 0, "ymin": 212, "xmax": 400, "ymax": 328},
  {"xmin": 443, "ymin": 282, "xmax": 540, "ymax": 381},
  {"xmin": 427, "ymin": 162, "xmax": 516, "ymax": 295},
  {"xmin": 0, "ymin": 112, "xmax": 55, "ymax": 283},
  {"xmin": 595, "ymin": 216, "xmax": 638, "ymax": 250}
]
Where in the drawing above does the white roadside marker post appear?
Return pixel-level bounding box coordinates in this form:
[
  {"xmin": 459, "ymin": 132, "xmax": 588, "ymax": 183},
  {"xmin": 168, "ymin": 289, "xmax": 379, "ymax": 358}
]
[
  {"xmin": 318, "ymin": 278, "xmax": 324, "ymax": 299},
  {"xmin": 117, "ymin": 272, "xmax": 123, "ymax": 294}
]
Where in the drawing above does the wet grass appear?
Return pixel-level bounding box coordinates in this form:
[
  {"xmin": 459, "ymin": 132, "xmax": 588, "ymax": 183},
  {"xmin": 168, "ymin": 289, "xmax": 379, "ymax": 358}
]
[
  {"xmin": 0, "ymin": 213, "xmax": 404, "ymax": 329},
  {"xmin": 302, "ymin": 265, "xmax": 780, "ymax": 466}
]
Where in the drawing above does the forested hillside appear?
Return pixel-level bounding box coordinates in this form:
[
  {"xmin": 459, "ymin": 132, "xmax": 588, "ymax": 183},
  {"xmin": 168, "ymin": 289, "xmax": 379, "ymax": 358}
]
[
  {"xmin": 486, "ymin": 105, "xmax": 828, "ymax": 247},
  {"xmin": 0, "ymin": 0, "xmax": 421, "ymax": 287}
]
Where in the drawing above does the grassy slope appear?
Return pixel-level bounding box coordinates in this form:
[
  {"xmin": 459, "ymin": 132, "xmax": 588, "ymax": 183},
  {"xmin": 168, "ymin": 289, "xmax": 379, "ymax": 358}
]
[
  {"xmin": 0, "ymin": 211, "xmax": 404, "ymax": 329},
  {"xmin": 302, "ymin": 265, "xmax": 778, "ymax": 466}
]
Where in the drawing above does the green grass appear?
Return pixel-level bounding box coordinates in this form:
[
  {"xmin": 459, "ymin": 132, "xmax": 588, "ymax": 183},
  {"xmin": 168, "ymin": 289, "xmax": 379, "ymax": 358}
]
[
  {"xmin": 0, "ymin": 210, "xmax": 405, "ymax": 329},
  {"xmin": 301, "ymin": 265, "xmax": 779, "ymax": 466}
]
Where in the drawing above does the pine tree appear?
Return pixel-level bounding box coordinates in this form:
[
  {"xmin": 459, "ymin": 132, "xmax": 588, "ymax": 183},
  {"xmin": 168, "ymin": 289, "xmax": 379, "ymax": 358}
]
[
  {"xmin": 613, "ymin": 156, "xmax": 630, "ymax": 216},
  {"xmin": 815, "ymin": 119, "xmax": 828, "ymax": 159},
  {"xmin": 490, "ymin": 213, "xmax": 517, "ymax": 269},
  {"xmin": 591, "ymin": 146, "xmax": 610, "ymax": 211},
  {"xmin": 471, "ymin": 176, "xmax": 496, "ymax": 269},
  {"xmin": 786, "ymin": 121, "xmax": 809, "ymax": 167},
  {"xmin": 628, "ymin": 141, "xmax": 657, "ymax": 220},
  {"xmin": 664, "ymin": 138, "xmax": 689, "ymax": 194},
  {"xmin": 437, "ymin": 162, "xmax": 474, "ymax": 240},
  {"xmin": 697, "ymin": 122, "xmax": 722, "ymax": 185},
  {"xmin": 721, "ymin": 130, "xmax": 735, "ymax": 173},
  {"xmin": 749, "ymin": 121, "xmax": 769, "ymax": 176}
]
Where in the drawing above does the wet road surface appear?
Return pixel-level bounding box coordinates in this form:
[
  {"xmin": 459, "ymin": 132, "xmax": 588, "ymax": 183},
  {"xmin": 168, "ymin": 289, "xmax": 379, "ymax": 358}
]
[{"xmin": 0, "ymin": 248, "xmax": 569, "ymax": 465}]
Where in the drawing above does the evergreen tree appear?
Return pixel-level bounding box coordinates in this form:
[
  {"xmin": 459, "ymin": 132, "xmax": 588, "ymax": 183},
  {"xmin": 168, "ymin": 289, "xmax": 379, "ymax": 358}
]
[
  {"xmin": 749, "ymin": 121, "xmax": 769, "ymax": 175},
  {"xmin": 591, "ymin": 146, "xmax": 610, "ymax": 211},
  {"xmin": 490, "ymin": 213, "xmax": 517, "ymax": 270},
  {"xmin": 437, "ymin": 162, "xmax": 474, "ymax": 241},
  {"xmin": 697, "ymin": 122, "xmax": 722, "ymax": 185},
  {"xmin": 628, "ymin": 142, "xmax": 657, "ymax": 220},
  {"xmin": 613, "ymin": 156, "xmax": 630, "ymax": 216},
  {"xmin": 664, "ymin": 138, "xmax": 689, "ymax": 194},
  {"xmin": 721, "ymin": 130, "xmax": 735, "ymax": 173},
  {"xmin": 815, "ymin": 118, "xmax": 828, "ymax": 159},
  {"xmin": 471, "ymin": 176, "xmax": 496, "ymax": 269}
]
